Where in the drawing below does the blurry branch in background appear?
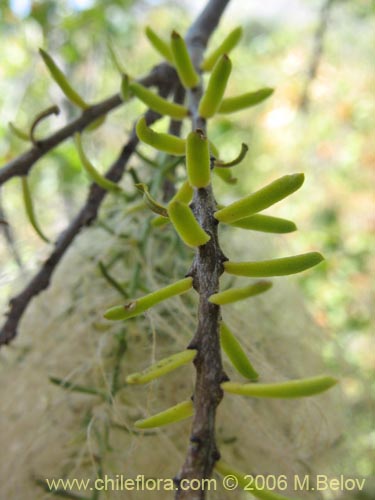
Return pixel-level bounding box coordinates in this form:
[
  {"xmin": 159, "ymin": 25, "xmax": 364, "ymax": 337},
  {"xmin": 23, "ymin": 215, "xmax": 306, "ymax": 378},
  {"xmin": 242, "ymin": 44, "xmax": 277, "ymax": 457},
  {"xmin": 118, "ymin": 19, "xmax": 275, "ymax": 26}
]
[
  {"xmin": 299, "ymin": 0, "xmax": 335, "ymax": 112},
  {"xmin": 0, "ymin": 81, "xmax": 174, "ymax": 347},
  {"xmin": 0, "ymin": 190, "xmax": 23, "ymax": 269},
  {"xmin": 0, "ymin": 64, "xmax": 176, "ymax": 185}
]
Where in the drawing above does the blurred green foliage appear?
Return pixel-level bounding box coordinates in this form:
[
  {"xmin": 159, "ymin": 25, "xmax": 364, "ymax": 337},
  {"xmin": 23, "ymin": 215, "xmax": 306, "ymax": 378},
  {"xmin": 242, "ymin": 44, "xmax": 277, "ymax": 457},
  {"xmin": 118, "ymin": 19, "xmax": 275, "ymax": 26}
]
[{"xmin": 0, "ymin": 0, "xmax": 373, "ymax": 482}]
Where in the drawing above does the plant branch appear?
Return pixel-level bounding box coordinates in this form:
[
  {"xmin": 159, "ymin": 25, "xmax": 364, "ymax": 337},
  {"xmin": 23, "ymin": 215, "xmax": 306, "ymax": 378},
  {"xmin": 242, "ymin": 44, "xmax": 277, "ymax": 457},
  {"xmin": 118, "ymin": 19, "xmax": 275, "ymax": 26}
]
[
  {"xmin": 175, "ymin": 1, "xmax": 230, "ymax": 498},
  {"xmin": 299, "ymin": 0, "xmax": 335, "ymax": 112},
  {"xmin": 0, "ymin": 64, "xmax": 177, "ymax": 185},
  {"xmin": 0, "ymin": 87, "xmax": 172, "ymax": 347}
]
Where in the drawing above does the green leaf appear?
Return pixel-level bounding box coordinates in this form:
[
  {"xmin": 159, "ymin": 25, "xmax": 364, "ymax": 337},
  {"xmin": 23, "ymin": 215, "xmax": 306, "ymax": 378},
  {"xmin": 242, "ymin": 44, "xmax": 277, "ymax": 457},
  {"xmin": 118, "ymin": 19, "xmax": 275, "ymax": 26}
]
[
  {"xmin": 186, "ymin": 130, "xmax": 211, "ymax": 188},
  {"xmin": 39, "ymin": 48, "xmax": 89, "ymax": 109},
  {"xmin": 201, "ymin": 26, "xmax": 243, "ymax": 72},
  {"xmin": 222, "ymin": 375, "xmax": 338, "ymax": 398},
  {"xmin": 224, "ymin": 252, "xmax": 324, "ymax": 277},
  {"xmin": 126, "ymin": 349, "xmax": 197, "ymax": 384},
  {"xmin": 104, "ymin": 277, "xmax": 193, "ymax": 321},
  {"xmin": 209, "ymin": 280, "xmax": 272, "ymax": 305},
  {"xmin": 74, "ymin": 133, "xmax": 121, "ymax": 192},
  {"xmin": 130, "ymin": 82, "xmax": 189, "ymax": 119},
  {"xmin": 218, "ymin": 88, "xmax": 274, "ymax": 114},
  {"xmin": 220, "ymin": 323, "xmax": 259, "ymax": 380},
  {"xmin": 170, "ymin": 31, "xmax": 200, "ymax": 89},
  {"xmin": 198, "ymin": 55, "xmax": 232, "ymax": 118},
  {"xmin": 215, "ymin": 173, "xmax": 305, "ymax": 224},
  {"xmin": 134, "ymin": 400, "xmax": 194, "ymax": 429},
  {"xmin": 135, "ymin": 117, "xmax": 186, "ymax": 156},
  {"xmin": 168, "ymin": 200, "xmax": 210, "ymax": 247},
  {"xmin": 229, "ymin": 214, "xmax": 297, "ymax": 233},
  {"xmin": 145, "ymin": 26, "xmax": 174, "ymax": 63},
  {"xmin": 21, "ymin": 177, "xmax": 50, "ymax": 243}
]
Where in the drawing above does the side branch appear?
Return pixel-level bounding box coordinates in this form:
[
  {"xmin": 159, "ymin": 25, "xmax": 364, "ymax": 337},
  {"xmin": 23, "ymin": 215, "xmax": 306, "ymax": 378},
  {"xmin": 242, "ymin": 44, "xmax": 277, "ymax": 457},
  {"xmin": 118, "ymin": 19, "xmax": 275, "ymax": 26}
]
[
  {"xmin": 0, "ymin": 64, "xmax": 176, "ymax": 185},
  {"xmin": 0, "ymin": 99, "xmax": 170, "ymax": 346}
]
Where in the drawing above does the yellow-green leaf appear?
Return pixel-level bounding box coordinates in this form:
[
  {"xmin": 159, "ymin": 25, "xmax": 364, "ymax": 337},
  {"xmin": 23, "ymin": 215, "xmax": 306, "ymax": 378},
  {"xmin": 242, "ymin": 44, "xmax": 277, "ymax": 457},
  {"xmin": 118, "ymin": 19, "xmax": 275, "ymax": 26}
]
[
  {"xmin": 224, "ymin": 253, "xmax": 324, "ymax": 277},
  {"xmin": 104, "ymin": 277, "xmax": 193, "ymax": 321},
  {"xmin": 229, "ymin": 214, "xmax": 297, "ymax": 233},
  {"xmin": 220, "ymin": 323, "xmax": 259, "ymax": 380},
  {"xmin": 74, "ymin": 133, "xmax": 121, "ymax": 192},
  {"xmin": 201, "ymin": 26, "xmax": 243, "ymax": 72},
  {"xmin": 168, "ymin": 200, "xmax": 210, "ymax": 247},
  {"xmin": 135, "ymin": 117, "xmax": 186, "ymax": 156},
  {"xmin": 126, "ymin": 349, "xmax": 197, "ymax": 384},
  {"xmin": 39, "ymin": 48, "xmax": 89, "ymax": 109},
  {"xmin": 145, "ymin": 26, "xmax": 174, "ymax": 63},
  {"xmin": 170, "ymin": 31, "xmax": 200, "ymax": 89},
  {"xmin": 198, "ymin": 55, "xmax": 232, "ymax": 118},
  {"xmin": 215, "ymin": 173, "xmax": 305, "ymax": 224},
  {"xmin": 222, "ymin": 375, "xmax": 338, "ymax": 398},
  {"xmin": 186, "ymin": 130, "xmax": 211, "ymax": 188},
  {"xmin": 209, "ymin": 280, "xmax": 272, "ymax": 305},
  {"xmin": 134, "ymin": 399, "xmax": 194, "ymax": 429},
  {"xmin": 218, "ymin": 88, "xmax": 274, "ymax": 114},
  {"xmin": 130, "ymin": 82, "xmax": 189, "ymax": 119},
  {"xmin": 21, "ymin": 176, "xmax": 50, "ymax": 243}
]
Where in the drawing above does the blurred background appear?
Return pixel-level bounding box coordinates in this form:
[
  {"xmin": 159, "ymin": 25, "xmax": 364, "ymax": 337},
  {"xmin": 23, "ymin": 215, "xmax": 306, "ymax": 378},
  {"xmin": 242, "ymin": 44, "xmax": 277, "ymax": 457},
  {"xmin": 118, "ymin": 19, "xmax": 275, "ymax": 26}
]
[{"xmin": 0, "ymin": 0, "xmax": 374, "ymax": 493}]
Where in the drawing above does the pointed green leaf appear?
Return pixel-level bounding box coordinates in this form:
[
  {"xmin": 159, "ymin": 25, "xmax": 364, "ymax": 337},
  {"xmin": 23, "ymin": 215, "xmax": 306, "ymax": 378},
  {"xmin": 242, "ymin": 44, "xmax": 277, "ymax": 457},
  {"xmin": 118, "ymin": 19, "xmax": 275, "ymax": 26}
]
[
  {"xmin": 21, "ymin": 176, "xmax": 50, "ymax": 243},
  {"xmin": 126, "ymin": 349, "xmax": 197, "ymax": 384},
  {"xmin": 74, "ymin": 133, "xmax": 121, "ymax": 192},
  {"xmin": 218, "ymin": 88, "xmax": 274, "ymax": 114},
  {"xmin": 145, "ymin": 26, "xmax": 174, "ymax": 63},
  {"xmin": 209, "ymin": 280, "xmax": 272, "ymax": 305},
  {"xmin": 168, "ymin": 200, "xmax": 210, "ymax": 247},
  {"xmin": 229, "ymin": 214, "xmax": 297, "ymax": 233},
  {"xmin": 224, "ymin": 252, "xmax": 324, "ymax": 277},
  {"xmin": 170, "ymin": 31, "xmax": 200, "ymax": 89},
  {"xmin": 134, "ymin": 399, "xmax": 194, "ymax": 429},
  {"xmin": 198, "ymin": 55, "xmax": 232, "ymax": 118},
  {"xmin": 220, "ymin": 323, "xmax": 259, "ymax": 380},
  {"xmin": 215, "ymin": 173, "xmax": 305, "ymax": 224},
  {"xmin": 104, "ymin": 277, "xmax": 193, "ymax": 321},
  {"xmin": 222, "ymin": 375, "xmax": 338, "ymax": 398},
  {"xmin": 201, "ymin": 26, "xmax": 243, "ymax": 72},
  {"xmin": 39, "ymin": 48, "xmax": 88, "ymax": 109},
  {"xmin": 130, "ymin": 82, "xmax": 189, "ymax": 119},
  {"xmin": 135, "ymin": 117, "xmax": 186, "ymax": 156}
]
